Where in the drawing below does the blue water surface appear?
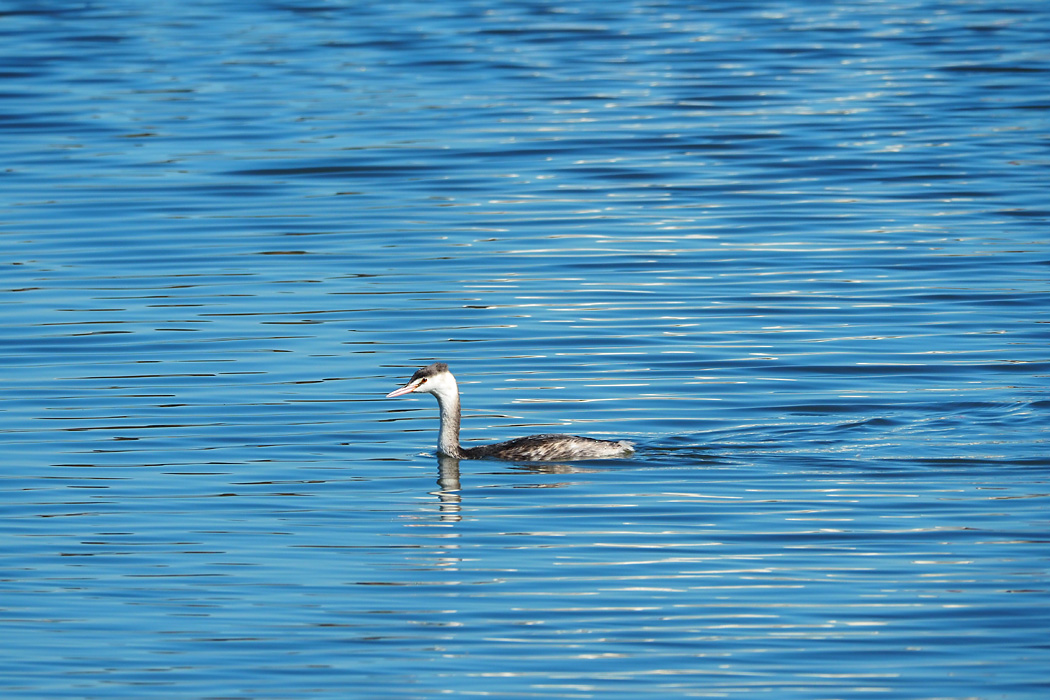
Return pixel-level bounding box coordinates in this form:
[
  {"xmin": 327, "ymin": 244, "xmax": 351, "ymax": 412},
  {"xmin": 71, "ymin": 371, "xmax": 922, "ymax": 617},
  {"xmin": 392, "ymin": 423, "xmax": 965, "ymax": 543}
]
[{"xmin": 2, "ymin": 1, "xmax": 1048, "ymax": 698}]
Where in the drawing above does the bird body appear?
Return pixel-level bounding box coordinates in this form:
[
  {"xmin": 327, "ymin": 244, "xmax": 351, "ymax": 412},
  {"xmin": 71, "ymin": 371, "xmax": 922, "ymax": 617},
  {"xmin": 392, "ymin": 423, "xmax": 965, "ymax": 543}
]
[{"xmin": 386, "ymin": 362, "xmax": 634, "ymax": 461}]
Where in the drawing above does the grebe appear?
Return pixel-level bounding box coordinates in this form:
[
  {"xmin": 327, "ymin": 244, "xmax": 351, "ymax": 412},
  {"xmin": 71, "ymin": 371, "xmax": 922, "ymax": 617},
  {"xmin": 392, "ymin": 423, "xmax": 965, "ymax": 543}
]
[{"xmin": 386, "ymin": 362, "xmax": 634, "ymax": 461}]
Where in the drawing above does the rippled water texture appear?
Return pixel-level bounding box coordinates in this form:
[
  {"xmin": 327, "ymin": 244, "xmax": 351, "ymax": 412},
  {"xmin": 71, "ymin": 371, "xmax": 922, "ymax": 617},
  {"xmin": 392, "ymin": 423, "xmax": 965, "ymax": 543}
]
[{"xmin": 2, "ymin": 1, "xmax": 1048, "ymax": 698}]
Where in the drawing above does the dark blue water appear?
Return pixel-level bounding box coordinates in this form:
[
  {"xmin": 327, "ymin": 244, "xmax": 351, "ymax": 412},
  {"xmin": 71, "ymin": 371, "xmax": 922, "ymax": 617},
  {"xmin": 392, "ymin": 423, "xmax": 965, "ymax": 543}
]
[{"xmin": 2, "ymin": 1, "xmax": 1048, "ymax": 698}]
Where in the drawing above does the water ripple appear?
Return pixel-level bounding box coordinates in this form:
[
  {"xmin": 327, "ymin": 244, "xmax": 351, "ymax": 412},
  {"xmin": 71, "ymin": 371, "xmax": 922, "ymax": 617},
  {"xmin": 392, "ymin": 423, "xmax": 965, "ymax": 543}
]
[{"xmin": 2, "ymin": 1, "xmax": 1048, "ymax": 698}]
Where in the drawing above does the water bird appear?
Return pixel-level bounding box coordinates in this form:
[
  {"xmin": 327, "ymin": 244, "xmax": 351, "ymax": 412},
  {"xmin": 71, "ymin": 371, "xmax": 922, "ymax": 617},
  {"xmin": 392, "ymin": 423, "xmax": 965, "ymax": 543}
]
[{"xmin": 386, "ymin": 362, "xmax": 635, "ymax": 461}]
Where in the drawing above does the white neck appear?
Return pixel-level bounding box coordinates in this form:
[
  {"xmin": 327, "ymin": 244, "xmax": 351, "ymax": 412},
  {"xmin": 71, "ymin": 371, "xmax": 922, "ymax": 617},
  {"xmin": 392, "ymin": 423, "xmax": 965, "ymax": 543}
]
[{"xmin": 430, "ymin": 374, "xmax": 463, "ymax": 458}]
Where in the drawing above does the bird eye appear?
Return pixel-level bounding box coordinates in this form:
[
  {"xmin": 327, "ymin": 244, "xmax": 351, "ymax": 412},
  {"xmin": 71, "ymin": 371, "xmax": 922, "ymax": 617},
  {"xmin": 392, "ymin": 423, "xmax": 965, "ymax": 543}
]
[{"xmin": 419, "ymin": 378, "xmax": 427, "ymax": 384}]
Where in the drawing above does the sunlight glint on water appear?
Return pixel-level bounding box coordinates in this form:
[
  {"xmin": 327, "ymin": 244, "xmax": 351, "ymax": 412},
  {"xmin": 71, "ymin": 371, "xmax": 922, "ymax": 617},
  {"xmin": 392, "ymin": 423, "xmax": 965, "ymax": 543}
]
[{"xmin": 1, "ymin": 1, "xmax": 1048, "ymax": 699}]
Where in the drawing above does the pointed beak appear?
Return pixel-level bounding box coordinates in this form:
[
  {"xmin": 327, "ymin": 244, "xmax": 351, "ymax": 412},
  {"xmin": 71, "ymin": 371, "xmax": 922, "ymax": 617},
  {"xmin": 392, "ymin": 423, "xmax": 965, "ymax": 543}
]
[{"xmin": 386, "ymin": 379, "xmax": 421, "ymax": 398}]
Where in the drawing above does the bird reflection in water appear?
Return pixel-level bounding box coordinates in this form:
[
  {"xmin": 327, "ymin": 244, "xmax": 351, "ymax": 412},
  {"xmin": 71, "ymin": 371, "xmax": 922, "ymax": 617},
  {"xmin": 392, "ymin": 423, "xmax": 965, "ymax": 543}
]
[
  {"xmin": 433, "ymin": 454, "xmax": 463, "ymax": 522},
  {"xmin": 430, "ymin": 454, "xmax": 601, "ymax": 522}
]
